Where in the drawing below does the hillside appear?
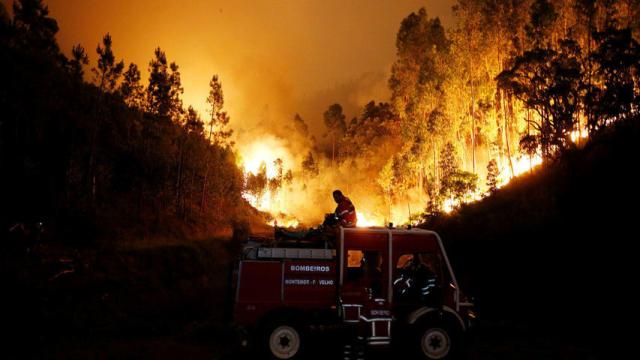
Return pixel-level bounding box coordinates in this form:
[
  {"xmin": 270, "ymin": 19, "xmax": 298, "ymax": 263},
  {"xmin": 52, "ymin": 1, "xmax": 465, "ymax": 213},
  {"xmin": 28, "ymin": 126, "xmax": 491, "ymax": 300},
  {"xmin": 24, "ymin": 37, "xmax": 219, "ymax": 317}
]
[{"xmin": 426, "ymin": 118, "xmax": 639, "ymax": 357}]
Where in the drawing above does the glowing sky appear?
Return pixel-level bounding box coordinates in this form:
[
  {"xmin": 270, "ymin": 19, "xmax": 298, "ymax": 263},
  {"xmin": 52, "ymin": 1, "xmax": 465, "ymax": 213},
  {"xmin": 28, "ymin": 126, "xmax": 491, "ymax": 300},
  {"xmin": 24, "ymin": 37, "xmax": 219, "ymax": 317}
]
[{"xmin": 4, "ymin": 0, "xmax": 454, "ymax": 138}]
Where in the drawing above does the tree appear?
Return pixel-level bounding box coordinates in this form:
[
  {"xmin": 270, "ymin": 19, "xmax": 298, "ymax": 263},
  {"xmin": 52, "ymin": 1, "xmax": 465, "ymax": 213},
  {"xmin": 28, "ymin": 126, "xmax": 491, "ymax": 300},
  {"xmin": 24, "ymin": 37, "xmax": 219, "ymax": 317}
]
[
  {"xmin": 284, "ymin": 170, "xmax": 293, "ymax": 185},
  {"xmin": 86, "ymin": 33, "xmax": 124, "ymax": 205},
  {"xmin": 526, "ymin": 0, "xmax": 558, "ymax": 47},
  {"xmin": 119, "ymin": 63, "xmax": 145, "ymax": 109},
  {"xmin": 0, "ymin": 5, "xmax": 247, "ymax": 240},
  {"xmin": 301, "ymin": 151, "xmax": 319, "ymax": 178},
  {"xmin": 438, "ymin": 142, "xmax": 459, "ymax": 184},
  {"xmin": 377, "ymin": 159, "xmax": 394, "ymax": 222},
  {"xmin": 389, "ymin": 7, "xmax": 450, "ymax": 198},
  {"xmin": 448, "ymin": 171, "xmax": 478, "ymax": 203},
  {"xmin": 586, "ymin": 27, "xmax": 640, "ymax": 130},
  {"xmin": 323, "ymin": 103, "xmax": 346, "ymax": 167},
  {"xmin": 293, "ymin": 113, "xmax": 309, "ymax": 137},
  {"xmin": 206, "ymin": 75, "xmax": 232, "ymax": 145},
  {"xmin": 486, "ymin": 159, "xmax": 500, "ymax": 193},
  {"xmin": 185, "ymin": 106, "xmax": 204, "ymax": 135},
  {"xmin": 245, "ymin": 162, "xmax": 268, "ymax": 202},
  {"xmin": 497, "ymin": 39, "xmax": 583, "ymax": 158},
  {"xmin": 519, "ymin": 133, "xmax": 540, "ymax": 168},
  {"xmin": 11, "ymin": 0, "xmax": 59, "ymax": 56},
  {"xmin": 92, "ymin": 33, "xmax": 124, "ymax": 93},
  {"xmin": 339, "ymin": 101, "xmax": 398, "ymax": 167},
  {"xmin": 147, "ymin": 47, "xmax": 183, "ymax": 120},
  {"xmin": 176, "ymin": 107, "xmax": 204, "ymax": 216},
  {"xmin": 268, "ymin": 158, "xmax": 284, "ymax": 195},
  {"xmin": 67, "ymin": 44, "xmax": 88, "ymax": 81},
  {"xmin": 437, "ymin": 141, "xmax": 477, "ymax": 203}
]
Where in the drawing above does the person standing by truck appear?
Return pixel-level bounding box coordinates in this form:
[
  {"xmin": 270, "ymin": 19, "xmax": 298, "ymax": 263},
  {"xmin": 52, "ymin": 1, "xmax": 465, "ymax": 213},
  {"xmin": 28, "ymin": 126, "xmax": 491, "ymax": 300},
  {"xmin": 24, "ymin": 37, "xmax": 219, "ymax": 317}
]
[{"xmin": 332, "ymin": 189, "xmax": 357, "ymax": 227}]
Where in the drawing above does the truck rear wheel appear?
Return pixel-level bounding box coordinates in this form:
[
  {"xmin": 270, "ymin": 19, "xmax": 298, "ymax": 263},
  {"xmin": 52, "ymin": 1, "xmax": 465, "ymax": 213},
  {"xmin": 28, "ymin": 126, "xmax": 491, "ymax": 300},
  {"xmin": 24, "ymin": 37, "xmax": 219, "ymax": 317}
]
[{"xmin": 263, "ymin": 320, "xmax": 304, "ymax": 359}]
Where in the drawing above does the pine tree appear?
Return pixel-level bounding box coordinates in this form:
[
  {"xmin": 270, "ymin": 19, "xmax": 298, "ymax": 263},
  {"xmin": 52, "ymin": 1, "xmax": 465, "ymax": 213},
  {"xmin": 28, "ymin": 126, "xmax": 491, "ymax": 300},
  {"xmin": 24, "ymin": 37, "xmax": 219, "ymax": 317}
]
[
  {"xmin": 206, "ymin": 75, "xmax": 232, "ymax": 145},
  {"xmin": 68, "ymin": 44, "xmax": 88, "ymax": 81},
  {"xmin": 12, "ymin": 0, "xmax": 59, "ymax": 56},
  {"xmin": 92, "ymin": 33, "xmax": 124, "ymax": 93},
  {"xmin": 146, "ymin": 48, "xmax": 183, "ymax": 120},
  {"xmin": 119, "ymin": 63, "xmax": 144, "ymax": 109}
]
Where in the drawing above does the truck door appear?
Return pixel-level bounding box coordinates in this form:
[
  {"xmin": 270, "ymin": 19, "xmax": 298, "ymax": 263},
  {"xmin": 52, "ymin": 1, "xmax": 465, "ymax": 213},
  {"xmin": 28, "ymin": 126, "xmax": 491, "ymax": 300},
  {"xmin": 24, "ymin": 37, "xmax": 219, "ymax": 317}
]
[
  {"xmin": 339, "ymin": 229, "xmax": 389, "ymax": 322},
  {"xmin": 392, "ymin": 232, "xmax": 459, "ymax": 314}
]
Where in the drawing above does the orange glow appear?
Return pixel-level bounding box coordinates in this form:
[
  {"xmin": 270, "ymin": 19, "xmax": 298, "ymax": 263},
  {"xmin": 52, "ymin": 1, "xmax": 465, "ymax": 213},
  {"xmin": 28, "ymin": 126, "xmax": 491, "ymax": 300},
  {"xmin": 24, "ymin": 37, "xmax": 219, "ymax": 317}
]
[
  {"xmin": 44, "ymin": 0, "xmax": 453, "ymax": 141},
  {"xmin": 357, "ymin": 212, "xmax": 381, "ymax": 227}
]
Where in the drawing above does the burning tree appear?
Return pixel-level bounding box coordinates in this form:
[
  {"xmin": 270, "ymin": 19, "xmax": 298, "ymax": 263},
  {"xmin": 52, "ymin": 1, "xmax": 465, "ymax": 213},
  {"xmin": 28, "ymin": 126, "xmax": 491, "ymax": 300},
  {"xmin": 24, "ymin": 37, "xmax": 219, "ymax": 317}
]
[
  {"xmin": 497, "ymin": 40, "xmax": 583, "ymax": 159},
  {"xmin": 323, "ymin": 103, "xmax": 346, "ymax": 168},
  {"xmin": 438, "ymin": 143, "xmax": 478, "ymax": 207},
  {"xmin": 245, "ymin": 162, "xmax": 268, "ymax": 203},
  {"xmin": 486, "ymin": 159, "xmax": 500, "ymax": 193},
  {"xmin": 206, "ymin": 75, "xmax": 233, "ymax": 145}
]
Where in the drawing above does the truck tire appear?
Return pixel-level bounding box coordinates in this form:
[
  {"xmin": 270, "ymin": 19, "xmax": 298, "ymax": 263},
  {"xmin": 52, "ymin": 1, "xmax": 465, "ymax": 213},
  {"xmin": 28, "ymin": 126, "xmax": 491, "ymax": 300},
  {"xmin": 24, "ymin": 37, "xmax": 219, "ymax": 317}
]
[
  {"xmin": 262, "ymin": 319, "xmax": 305, "ymax": 360},
  {"xmin": 414, "ymin": 320, "xmax": 460, "ymax": 360}
]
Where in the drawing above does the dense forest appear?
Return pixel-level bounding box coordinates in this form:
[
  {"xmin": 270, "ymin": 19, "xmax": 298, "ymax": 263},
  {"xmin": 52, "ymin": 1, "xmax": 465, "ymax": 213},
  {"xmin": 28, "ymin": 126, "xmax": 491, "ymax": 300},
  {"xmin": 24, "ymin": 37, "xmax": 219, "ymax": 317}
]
[
  {"xmin": 1, "ymin": 0, "xmax": 247, "ymax": 243},
  {"xmin": 2, "ymin": 0, "xmax": 640, "ymax": 233},
  {"xmin": 242, "ymin": 0, "xmax": 640, "ymax": 226}
]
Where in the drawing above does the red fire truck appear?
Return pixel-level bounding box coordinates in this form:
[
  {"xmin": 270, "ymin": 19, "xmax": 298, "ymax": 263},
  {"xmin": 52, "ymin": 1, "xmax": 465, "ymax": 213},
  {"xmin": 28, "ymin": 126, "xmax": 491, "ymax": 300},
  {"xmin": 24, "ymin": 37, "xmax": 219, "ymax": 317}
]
[{"xmin": 232, "ymin": 227, "xmax": 475, "ymax": 359}]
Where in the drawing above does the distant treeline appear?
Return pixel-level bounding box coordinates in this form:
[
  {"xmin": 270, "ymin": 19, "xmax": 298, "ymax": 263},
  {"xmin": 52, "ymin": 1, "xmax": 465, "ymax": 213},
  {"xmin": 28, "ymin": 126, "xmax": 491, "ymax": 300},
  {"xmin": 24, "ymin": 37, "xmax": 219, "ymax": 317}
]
[{"xmin": 0, "ymin": 0, "xmax": 244, "ymax": 241}]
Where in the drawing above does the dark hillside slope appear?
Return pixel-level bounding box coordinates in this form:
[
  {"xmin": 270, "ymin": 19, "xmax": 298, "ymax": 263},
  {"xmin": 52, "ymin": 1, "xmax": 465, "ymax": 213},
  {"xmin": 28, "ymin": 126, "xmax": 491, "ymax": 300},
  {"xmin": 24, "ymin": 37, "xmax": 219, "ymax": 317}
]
[{"xmin": 427, "ymin": 119, "xmax": 639, "ymax": 353}]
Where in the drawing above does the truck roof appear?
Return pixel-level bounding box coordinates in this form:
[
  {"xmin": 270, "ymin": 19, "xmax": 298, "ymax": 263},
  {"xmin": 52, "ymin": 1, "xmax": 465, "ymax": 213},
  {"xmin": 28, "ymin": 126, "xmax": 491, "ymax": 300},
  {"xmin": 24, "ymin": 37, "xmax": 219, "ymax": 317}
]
[{"xmin": 243, "ymin": 227, "xmax": 443, "ymax": 261}]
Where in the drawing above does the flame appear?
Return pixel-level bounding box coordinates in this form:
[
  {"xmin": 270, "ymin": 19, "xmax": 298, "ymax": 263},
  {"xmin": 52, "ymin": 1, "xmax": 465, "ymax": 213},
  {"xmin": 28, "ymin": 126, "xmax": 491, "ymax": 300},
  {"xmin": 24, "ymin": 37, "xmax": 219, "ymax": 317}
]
[
  {"xmin": 497, "ymin": 154, "xmax": 543, "ymax": 188},
  {"xmin": 242, "ymin": 190, "xmax": 273, "ymax": 211},
  {"xmin": 357, "ymin": 212, "xmax": 381, "ymax": 227},
  {"xmin": 239, "ymin": 120, "xmax": 590, "ymax": 228},
  {"xmin": 239, "ymin": 137, "xmax": 305, "ymax": 228},
  {"xmin": 269, "ymin": 218, "xmax": 300, "ymax": 228},
  {"xmin": 238, "ymin": 136, "xmax": 293, "ymax": 178},
  {"xmin": 570, "ymin": 129, "xmax": 587, "ymax": 143},
  {"xmin": 443, "ymin": 198, "xmax": 456, "ymax": 213}
]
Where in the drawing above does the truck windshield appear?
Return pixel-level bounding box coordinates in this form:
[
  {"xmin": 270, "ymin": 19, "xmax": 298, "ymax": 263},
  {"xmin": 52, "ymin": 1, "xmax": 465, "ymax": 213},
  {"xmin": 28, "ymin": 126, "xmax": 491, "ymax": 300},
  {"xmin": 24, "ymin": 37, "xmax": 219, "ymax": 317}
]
[{"xmin": 395, "ymin": 252, "xmax": 448, "ymax": 285}]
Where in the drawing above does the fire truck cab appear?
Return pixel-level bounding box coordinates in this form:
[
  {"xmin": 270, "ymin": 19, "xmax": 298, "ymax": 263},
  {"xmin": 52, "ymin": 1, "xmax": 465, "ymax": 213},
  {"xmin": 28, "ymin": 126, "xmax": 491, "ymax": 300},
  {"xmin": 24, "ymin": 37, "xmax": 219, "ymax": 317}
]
[{"xmin": 232, "ymin": 227, "xmax": 474, "ymax": 359}]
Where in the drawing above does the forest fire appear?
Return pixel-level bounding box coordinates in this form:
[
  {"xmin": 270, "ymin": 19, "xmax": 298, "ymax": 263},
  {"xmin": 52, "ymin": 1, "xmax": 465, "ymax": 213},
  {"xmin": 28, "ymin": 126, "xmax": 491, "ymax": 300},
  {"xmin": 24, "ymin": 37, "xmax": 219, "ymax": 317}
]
[
  {"xmin": 2, "ymin": 0, "xmax": 637, "ymax": 358},
  {"xmin": 356, "ymin": 212, "xmax": 383, "ymax": 227},
  {"xmin": 497, "ymin": 155, "xmax": 544, "ymax": 188},
  {"xmin": 238, "ymin": 139, "xmax": 386, "ymax": 228}
]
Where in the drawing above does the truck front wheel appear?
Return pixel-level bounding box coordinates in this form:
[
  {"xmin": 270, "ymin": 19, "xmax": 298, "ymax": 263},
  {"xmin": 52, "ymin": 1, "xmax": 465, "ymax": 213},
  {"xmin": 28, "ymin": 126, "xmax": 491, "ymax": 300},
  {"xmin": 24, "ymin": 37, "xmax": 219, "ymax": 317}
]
[
  {"xmin": 263, "ymin": 320, "xmax": 304, "ymax": 360},
  {"xmin": 414, "ymin": 321, "xmax": 459, "ymax": 359}
]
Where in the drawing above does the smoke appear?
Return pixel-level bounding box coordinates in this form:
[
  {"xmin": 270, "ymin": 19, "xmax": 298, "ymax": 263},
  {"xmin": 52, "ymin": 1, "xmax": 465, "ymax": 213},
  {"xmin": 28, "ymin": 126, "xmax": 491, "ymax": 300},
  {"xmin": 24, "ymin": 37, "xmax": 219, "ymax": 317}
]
[
  {"xmin": 34, "ymin": 0, "xmax": 456, "ymax": 226},
  {"xmin": 40, "ymin": 0, "xmax": 453, "ymax": 136}
]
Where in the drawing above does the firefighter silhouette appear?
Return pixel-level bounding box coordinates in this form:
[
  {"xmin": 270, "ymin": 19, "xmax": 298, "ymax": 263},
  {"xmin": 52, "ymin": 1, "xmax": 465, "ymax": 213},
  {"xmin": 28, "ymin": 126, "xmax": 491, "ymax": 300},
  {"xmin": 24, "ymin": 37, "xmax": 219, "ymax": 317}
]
[{"xmin": 393, "ymin": 253, "xmax": 442, "ymax": 307}]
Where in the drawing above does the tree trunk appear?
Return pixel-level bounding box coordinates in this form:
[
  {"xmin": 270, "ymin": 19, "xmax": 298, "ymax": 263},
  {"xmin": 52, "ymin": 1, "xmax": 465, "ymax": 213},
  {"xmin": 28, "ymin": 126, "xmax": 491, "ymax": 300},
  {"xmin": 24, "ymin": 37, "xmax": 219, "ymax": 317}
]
[
  {"xmin": 527, "ymin": 109, "xmax": 532, "ymax": 170},
  {"xmin": 88, "ymin": 79, "xmax": 106, "ymax": 208},
  {"xmin": 501, "ymin": 90, "xmax": 515, "ymax": 177},
  {"xmin": 432, "ymin": 140, "xmax": 438, "ymax": 187},
  {"xmin": 470, "ymin": 69, "xmax": 476, "ymax": 174},
  {"xmin": 200, "ymin": 162, "xmax": 209, "ymax": 212},
  {"xmin": 331, "ymin": 134, "xmax": 335, "ymax": 169},
  {"xmin": 176, "ymin": 137, "xmax": 185, "ymax": 216},
  {"xmin": 471, "ymin": 107, "xmax": 476, "ymax": 174}
]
